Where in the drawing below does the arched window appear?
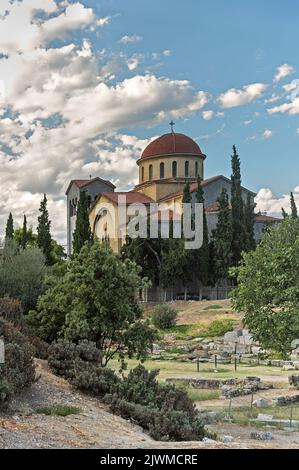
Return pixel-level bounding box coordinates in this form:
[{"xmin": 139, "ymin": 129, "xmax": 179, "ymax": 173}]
[
  {"xmin": 160, "ymin": 162, "xmax": 165, "ymax": 179},
  {"xmin": 185, "ymin": 161, "xmax": 189, "ymax": 177},
  {"xmin": 141, "ymin": 166, "xmax": 144, "ymax": 182},
  {"xmin": 172, "ymin": 161, "xmax": 177, "ymax": 177},
  {"xmin": 195, "ymin": 161, "xmax": 199, "ymax": 177},
  {"xmin": 149, "ymin": 164, "xmax": 153, "ymax": 181}
]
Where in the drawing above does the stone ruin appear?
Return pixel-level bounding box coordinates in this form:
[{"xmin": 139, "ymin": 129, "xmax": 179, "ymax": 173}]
[{"xmin": 289, "ymin": 375, "xmax": 299, "ymax": 389}]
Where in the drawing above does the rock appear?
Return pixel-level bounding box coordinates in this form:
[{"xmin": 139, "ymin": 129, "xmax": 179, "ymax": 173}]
[
  {"xmin": 163, "ymin": 333, "xmax": 176, "ymax": 341},
  {"xmin": 222, "ymin": 435, "xmax": 234, "ymax": 443},
  {"xmin": 253, "ymin": 398, "xmax": 269, "ymax": 408},
  {"xmin": 272, "ymin": 395, "xmax": 299, "ymax": 406},
  {"xmin": 257, "ymin": 414, "xmax": 273, "ymax": 421},
  {"xmin": 251, "ymin": 432, "xmax": 273, "ymax": 441},
  {"xmin": 192, "ymin": 337, "xmax": 204, "ymax": 342},
  {"xmin": 291, "ymin": 339, "xmax": 299, "ymax": 349}
]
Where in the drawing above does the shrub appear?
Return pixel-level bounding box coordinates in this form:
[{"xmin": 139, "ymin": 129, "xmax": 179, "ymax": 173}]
[
  {"xmin": 0, "ymin": 318, "xmax": 35, "ymax": 407},
  {"xmin": 205, "ymin": 319, "xmax": 235, "ymax": 337},
  {"xmin": 30, "ymin": 335, "xmax": 50, "ymax": 360},
  {"xmin": 105, "ymin": 365, "xmax": 206, "ymax": 441},
  {"xmin": 0, "ymin": 298, "xmax": 23, "ymax": 324},
  {"xmin": 35, "ymin": 406, "xmax": 81, "ymax": 416},
  {"xmin": 151, "ymin": 304, "xmax": 178, "ymax": 330},
  {"xmin": 48, "ymin": 340, "xmax": 119, "ymax": 395}
]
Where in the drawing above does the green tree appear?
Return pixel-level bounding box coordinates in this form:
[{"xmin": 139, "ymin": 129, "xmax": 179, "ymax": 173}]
[
  {"xmin": 212, "ymin": 188, "xmax": 232, "ymax": 287},
  {"xmin": 14, "ymin": 225, "xmax": 36, "ymax": 248},
  {"xmin": 290, "ymin": 192, "xmax": 298, "ymax": 218},
  {"xmin": 28, "ymin": 242, "xmax": 156, "ymax": 366},
  {"xmin": 194, "ymin": 177, "xmax": 209, "ymax": 297},
  {"xmin": 282, "ymin": 207, "xmax": 288, "ymax": 219},
  {"xmin": 37, "ymin": 194, "xmax": 53, "ymax": 265},
  {"xmin": 231, "ymin": 145, "xmax": 247, "ymax": 266},
  {"xmin": 182, "ymin": 181, "xmax": 191, "ymax": 204},
  {"xmin": 231, "ymin": 217, "xmax": 299, "ymax": 356},
  {"xmin": 0, "ymin": 240, "xmax": 46, "ymax": 311},
  {"xmin": 72, "ymin": 191, "xmax": 92, "ymax": 255},
  {"xmin": 21, "ymin": 215, "xmax": 27, "ymax": 249},
  {"xmin": 5, "ymin": 213, "xmax": 14, "ymax": 241},
  {"xmin": 244, "ymin": 193, "xmax": 256, "ymax": 251}
]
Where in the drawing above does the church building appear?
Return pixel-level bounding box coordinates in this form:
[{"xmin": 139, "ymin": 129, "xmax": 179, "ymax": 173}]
[{"xmin": 66, "ymin": 127, "xmax": 280, "ymax": 256}]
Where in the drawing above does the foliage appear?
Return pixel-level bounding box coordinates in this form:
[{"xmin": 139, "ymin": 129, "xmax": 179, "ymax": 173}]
[
  {"xmin": 212, "ymin": 188, "xmax": 232, "ymax": 281},
  {"xmin": 231, "ymin": 145, "xmax": 247, "ymax": 266},
  {"xmin": 72, "ymin": 191, "xmax": 92, "ymax": 255},
  {"xmin": 193, "ymin": 177, "xmax": 209, "ymax": 290},
  {"xmin": 5, "ymin": 213, "xmax": 14, "ymax": 241},
  {"xmin": 244, "ymin": 193, "xmax": 256, "ymax": 251},
  {"xmin": 290, "ymin": 192, "xmax": 298, "ymax": 218},
  {"xmin": 151, "ymin": 304, "xmax": 178, "ymax": 329},
  {"xmin": 105, "ymin": 365, "xmax": 206, "ymax": 441},
  {"xmin": 0, "ymin": 297, "xmax": 23, "ymax": 324},
  {"xmin": 0, "ymin": 240, "xmax": 46, "ymax": 312},
  {"xmin": 0, "ymin": 318, "xmax": 35, "ymax": 407},
  {"xmin": 37, "ymin": 194, "xmax": 53, "ymax": 266},
  {"xmin": 29, "ymin": 242, "xmax": 156, "ymax": 366},
  {"xmin": 231, "ymin": 217, "xmax": 299, "ymax": 356},
  {"xmin": 205, "ymin": 318, "xmax": 235, "ymax": 337},
  {"xmin": 14, "ymin": 224, "xmax": 37, "ymax": 248}
]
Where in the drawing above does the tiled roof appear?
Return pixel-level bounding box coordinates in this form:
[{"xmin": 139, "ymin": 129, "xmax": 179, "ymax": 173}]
[
  {"xmin": 101, "ymin": 192, "xmax": 154, "ymax": 204},
  {"xmin": 66, "ymin": 177, "xmax": 115, "ymax": 194},
  {"xmin": 254, "ymin": 213, "xmax": 282, "ymax": 223},
  {"xmin": 141, "ymin": 133, "xmax": 205, "ymax": 159}
]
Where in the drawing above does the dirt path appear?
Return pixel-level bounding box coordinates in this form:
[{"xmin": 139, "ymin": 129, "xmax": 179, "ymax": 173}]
[{"xmin": 0, "ymin": 360, "xmax": 298, "ymax": 449}]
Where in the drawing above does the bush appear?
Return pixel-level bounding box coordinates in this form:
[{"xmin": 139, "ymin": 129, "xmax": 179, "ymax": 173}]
[
  {"xmin": 105, "ymin": 365, "xmax": 206, "ymax": 441},
  {"xmin": 205, "ymin": 319, "xmax": 235, "ymax": 337},
  {"xmin": 151, "ymin": 304, "xmax": 178, "ymax": 330},
  {"xmin": 0, "ymin": 297, "xmax": 23, "ymax": 324},
  {"xmin": 30, "ymin": 335, "xmax": 50, "ymax": 360},
  {"xmin": 0, "ymin": 318, "xmax": 35, "ymax": 407},
  {"xmin": 48, "ymin": 340, "xmax": 119, "ymax": 395}
]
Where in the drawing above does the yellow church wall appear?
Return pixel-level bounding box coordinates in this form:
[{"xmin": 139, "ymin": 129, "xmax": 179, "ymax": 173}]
[{"xmin": 138, "ymin": 154, "xmax": 203, "ymax": 184}]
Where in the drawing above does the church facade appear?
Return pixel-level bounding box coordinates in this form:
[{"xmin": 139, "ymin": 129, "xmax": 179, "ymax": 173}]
[{"xmin": 66, "ymin": 130, "xmax": 280, "ymax": 256}]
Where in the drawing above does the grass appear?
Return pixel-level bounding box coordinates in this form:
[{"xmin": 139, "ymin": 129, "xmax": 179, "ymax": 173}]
[
  {"xmin": 203, "ymin": 304, "xmax": 223, "ymax": 311},
  {"xmin": 35, "ymin": 406, "xmax": 81, "ymax": 417},
  {"xmin": 159, "ymin": 318, "xmax": 237, "ymax": 340},
  {"xmin": 187, "ymin": 389, "xmax": 221, "ymax": 402},
  {"xmin": 223, "ymin": 404, "xmax": 299, "ymax": 427}
]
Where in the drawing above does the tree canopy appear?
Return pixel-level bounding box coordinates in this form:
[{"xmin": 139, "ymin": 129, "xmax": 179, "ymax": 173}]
[{"xmin": 231, "ymin": 217, "xmax": 299, "ymax": 356}]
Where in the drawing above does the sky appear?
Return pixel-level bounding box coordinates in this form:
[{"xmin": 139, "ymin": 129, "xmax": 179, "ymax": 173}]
[{"xmin": 0, "ymin": 0, "xmax": 299, "ymax": 245}]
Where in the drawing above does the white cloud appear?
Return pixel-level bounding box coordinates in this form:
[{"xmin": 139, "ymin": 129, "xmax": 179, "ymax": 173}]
[
  {"xmin": 283, "ymin": 82, "xmax": 297, "ymax": 92},
  {"xmin": 202, "ymin": 110, "xmax": 213, "ymax": 120},
  {"xmin": 255, "ymin": 186, "xmax": 299, "ymax": 218},
  {"xmin": 243, "ymin": 120, "xmax": 252, "ymax": 125},
  {"xmin": 0, "ymin": 1, "xmax": 209, "ymax": 244},
  {"xmin": 218, "ymin": 83, "xmax": 267, "ymax": 108},
  {"xmin": 273, "ymin": 63, "xmax": 295, "ymax": 82},
  {"xmin": 268, "ymin": 97, "xmax": 299, "ymax": 115},
  {"xmin": 119, "ymin": 34, "xmax": 143, "ymax": 45},
  {"xmin": 262, "ymin": 129, "xmax": 273, "ymax": 139},
  {"xmin": 264, "ymin": 93, "xmax": 281, "ymax": 104}
]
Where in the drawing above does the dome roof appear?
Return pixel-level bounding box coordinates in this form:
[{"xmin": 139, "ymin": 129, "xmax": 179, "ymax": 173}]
[{"xmin": 141, "ymin": 132, "xmax": 204, "ymax": 159}]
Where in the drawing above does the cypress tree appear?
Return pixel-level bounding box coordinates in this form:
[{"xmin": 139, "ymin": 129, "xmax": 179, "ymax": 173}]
[
  {"xmin": 182, "ymin": 181, "xmax": 191, "ymax": 204},
  {"xmin": 5, "ymin": 213, "xmax": 14, "ymax": 240},
  {"xmin": 194, "ymin": 177, "xmax": 209, "ymax": 297},
  {"xmin": 244, "ymin": 193, "xmax": 256, "ymax": 251},
  {"xmin": 72, "ymin": 191, "xmax": 92, "ymax": 254},
  {"xmin": 212, "ymin": 188, "xmax": 232, "ymax": 284},
  {"xmin": 21, "ymin": 215, "xmax": 28, "ymax": 249},
  {"xmin": 231, "ymin": 145, "xmax": 247, "ymax": 266},
  {"xmin": 290, "ymin": 192, "xmax": 298, "ymax": 218},
  {"xmin": 281, "ymin": 207, "xmax": 288, "ymax": 219},
  {"xmin": 37, "ymin": 194, "xmax": 52, "ymax": 265}
]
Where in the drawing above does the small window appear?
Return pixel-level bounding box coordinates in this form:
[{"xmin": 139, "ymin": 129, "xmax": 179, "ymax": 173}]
[
  {"xmin": 195, "ymin": 161, "xmax": 199, "ymax": 176},
  {"xmin": 160, "ymin": 162, "xmax": 165, "ymax": 179},
  {"xmin": 149, "ymin": 164, "xmax": 153, "ymax": 181},
  {"xmin": 172, "ymin": 161, "xmax": 177, "ymax": 177},
  {"xmin": 141, "ymin": 166, "xmax": 144, "ymax": 182},
  {"xmin": 185, "ymin": 161, "xmax": 189, "ymax": 177}
]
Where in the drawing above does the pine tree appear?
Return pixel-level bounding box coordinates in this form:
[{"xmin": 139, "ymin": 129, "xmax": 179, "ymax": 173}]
[
  {"xmin": 21, "ymin": 215, "xmax": 28, "ymax": 249},
  {"xmin": 37, "ymin": 194, "xmax": 52, "ymax": 265},
  {"xmin": 182, "ymin": 181, "xmax": 191, "ymax": 204},
  {"xmin": 290, "ymin": 192, "xmax": 298, "ymax": 218},
  {"xmin": 72, "ymin": 191, "xmax": 92, "ymax": 254},
  {"xmin": 244, "ymin": 193, "xmax": 256, "ymax": 251},
  {"xmin": 231, "ymin": 145, "xmax": 247, "ymax": 266},
  {"xmin": 212, "ymin": 188, "xmax": 232, "ymax": 285},
  {"xmin": 194, "ymin": 177, "xmax": 209, "ymax": 297},
  {"xmin": 5, "ymin": 213, "xmax": 14, "ymax": 240}
]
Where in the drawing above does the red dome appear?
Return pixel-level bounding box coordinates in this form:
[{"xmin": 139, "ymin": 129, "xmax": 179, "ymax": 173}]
[{"xmin": 141, "ymin": 133, "xmax": 204, "ymax": 159}]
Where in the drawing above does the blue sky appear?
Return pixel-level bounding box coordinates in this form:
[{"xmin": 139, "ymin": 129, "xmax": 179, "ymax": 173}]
[
  {"xmin": 87, "ymin": 0, "xmax": 299, "ymax": 195},
  {"xmin": 0, "ymin": 0, "xmax": 298, "ymax": 242}
]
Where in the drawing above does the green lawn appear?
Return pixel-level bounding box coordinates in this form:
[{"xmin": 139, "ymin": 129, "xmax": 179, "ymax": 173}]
[{"xmin": 109, "ymin": 357, "xmax": 291, "ymax": 382}]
